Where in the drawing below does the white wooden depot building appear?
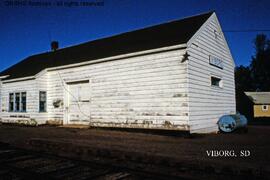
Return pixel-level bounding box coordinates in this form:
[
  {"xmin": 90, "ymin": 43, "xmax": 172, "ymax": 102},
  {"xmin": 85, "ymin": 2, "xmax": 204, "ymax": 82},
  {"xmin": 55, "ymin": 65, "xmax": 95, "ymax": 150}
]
[{"xmin": 0, "ymin": 12, "xmax": 235, "ymax": 133}]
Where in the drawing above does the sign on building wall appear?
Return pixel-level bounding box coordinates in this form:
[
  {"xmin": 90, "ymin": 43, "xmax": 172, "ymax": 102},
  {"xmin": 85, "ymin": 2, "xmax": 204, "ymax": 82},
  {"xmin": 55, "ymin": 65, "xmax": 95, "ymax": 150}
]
[{"xmin": 209, "ymin": 55, "xmax": 224, "ymax": 69}]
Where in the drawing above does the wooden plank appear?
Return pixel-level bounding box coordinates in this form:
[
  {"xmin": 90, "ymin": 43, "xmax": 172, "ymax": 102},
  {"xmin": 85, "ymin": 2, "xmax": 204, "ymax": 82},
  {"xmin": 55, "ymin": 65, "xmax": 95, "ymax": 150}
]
[{"xmin": 187, "ymin": 15, "xmax": 235, "ymax": 133}]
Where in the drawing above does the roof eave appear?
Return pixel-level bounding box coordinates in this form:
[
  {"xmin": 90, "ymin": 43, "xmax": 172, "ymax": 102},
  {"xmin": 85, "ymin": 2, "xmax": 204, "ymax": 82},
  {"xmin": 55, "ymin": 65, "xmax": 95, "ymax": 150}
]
[
  {"xmin": 47, "ymin": 44, "xmax": 187, "ymax": 71},
  {"xmin": 1, "ymin": 44, "xmax": 187, "ymax": 82},
  {"xmin": 0, "ymin": 75, "xmax": 10, "ymax": 80},
  {"xmin": 2, "ymin": 76, "xmax": 36, "ymax": 83}
]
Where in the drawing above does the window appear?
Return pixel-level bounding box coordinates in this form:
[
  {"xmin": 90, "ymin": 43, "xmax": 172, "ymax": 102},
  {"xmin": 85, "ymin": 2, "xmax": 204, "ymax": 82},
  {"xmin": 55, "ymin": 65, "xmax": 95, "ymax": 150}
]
[
  {"xmin": 39, "ymin": 91, "xmax": 47, "ymax": 112},
  {"xmin": 21, "ymin": 92, "xmax": 27, "ymax": 112},
  {"xmin": 15, "ymin": 93, "xmax": 20, "ymax": 112},
  {"xmin": 9, "ymin": 92, "xmax": 26, "ymax": 112},
  {"xmin": 211, "ymin": 76, "xmax": 222, "ymax": 88},
  {"xmin": 262, "ymin": 105, "xmax": 268, "ymax": 111},
  {"xmin": 9, "ymin": 93, "xmax": 14, "ymax": 112}
]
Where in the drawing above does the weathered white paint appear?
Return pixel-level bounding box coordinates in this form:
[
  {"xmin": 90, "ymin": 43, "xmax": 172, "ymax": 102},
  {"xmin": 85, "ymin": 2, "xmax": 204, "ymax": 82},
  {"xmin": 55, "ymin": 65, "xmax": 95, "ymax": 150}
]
[
  {"xmin": 48, "ymin": 48, "xmax": 189, "ymax": 130},
  {"xmin": 67, "ymin": 81, "xmax": 91, "ymax": 124},
  {"xmin": 0, "ymin": 70, "xmax": 49, "ymax": 124},
  {"xmin": 0, "ymin": 81, "xmax": 2, "ymax": 116},
  {"xmin": 0, "ymin": 12, "xmax": 236, "ymax": 133},
  {"xmin": 186, "ymin": 13, "xmax": 236, "ymax": 133}
]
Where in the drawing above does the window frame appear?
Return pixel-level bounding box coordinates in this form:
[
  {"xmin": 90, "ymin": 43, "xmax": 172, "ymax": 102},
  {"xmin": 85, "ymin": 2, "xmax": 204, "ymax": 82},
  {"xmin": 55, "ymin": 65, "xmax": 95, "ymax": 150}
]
[
  {"xmin": 9, "ymin": 93, "xmax": 14, "ymax": 112},
  {"xmin": 15, "ymin": 92, "xmax": 20, "ymax": 112},
  {"xmin": 21, "ymin": 92, "xmax": 27, "ymax": 112},
  {"xmin": 8, "ymin": 92, "xmax": 27, "ymax": 112},
  {"xmin": 39, "ymin": 91, "xmax": 47, "ymax": 113},
  {"xmin": 210, "ymin": 76, "xmax": 223, "ymax": 88},
  {"xmin": 262, "ymin": 105, "xmax": 269, "ymax": 111}
]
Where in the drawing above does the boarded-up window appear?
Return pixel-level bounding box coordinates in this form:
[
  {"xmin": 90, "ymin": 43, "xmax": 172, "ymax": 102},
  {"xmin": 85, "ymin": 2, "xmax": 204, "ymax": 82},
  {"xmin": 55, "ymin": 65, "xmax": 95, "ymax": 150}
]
[{"xmin": 39, "ymin": 91, "xmax": 47, "ymax": 112}]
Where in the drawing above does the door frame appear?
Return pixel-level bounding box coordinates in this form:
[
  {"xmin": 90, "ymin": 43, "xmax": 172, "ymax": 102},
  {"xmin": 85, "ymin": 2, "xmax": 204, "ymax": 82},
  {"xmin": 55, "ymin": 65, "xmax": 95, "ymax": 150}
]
[{"xmin": 63, "ymin": 79, "xmax": 91, "ymax": 125}]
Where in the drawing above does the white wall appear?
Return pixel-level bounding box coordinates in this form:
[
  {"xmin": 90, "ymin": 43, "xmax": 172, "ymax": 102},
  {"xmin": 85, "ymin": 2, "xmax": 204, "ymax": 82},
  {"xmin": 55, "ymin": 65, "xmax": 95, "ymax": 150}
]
[
  {"xmin": 0, "ymin": 79, "xmax": 38, "ymax": 123},
  {"xmin": 187, "ymin": 13, "xmax": 236, "ymax": 133},
  {"xmin": 0, "ymin": 81, "xmax": 2, "ymax": 117},
  {"xmin": 0, "ymin": 71, "xmax": 49, "ymax": 124},
  {"xmin": 48, "ymin": 48, "xmax": 189, "ymax": 130},
  {"xmin": 35, "ymin": 71, "xmax": 49, "ymax": 123},
  {"xmin": 0, "ymin": 13, "xmax": 236, "ymax": 133}
]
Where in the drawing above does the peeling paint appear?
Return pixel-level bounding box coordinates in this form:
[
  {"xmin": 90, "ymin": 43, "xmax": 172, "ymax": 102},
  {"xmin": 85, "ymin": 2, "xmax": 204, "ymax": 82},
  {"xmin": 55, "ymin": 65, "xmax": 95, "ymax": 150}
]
[
  {"xmin": 142, "ymin": 120, "xmax": 153, "ymax": 125},
  {"xmin": 46, "ymin": 119, "xmax": 63, "ymax": 125},
  {"xmin": 142, "ymin": 113, "xmax": 155, "ymax": 116},
  {"xmin": 88, "ymin": 121, "xmax": 189, "ymax": 131},
  {"xmin": 164, "ymin": 120, "xmax": 172, "ymax": 127},
  {"xmin": 173, "ymin": 93, "xmax": 183, "ymax": 97},
  {"xmin": 173, "ymin": 93, "xmax": 187, "ymax": 97},
  {"xmin": 1, "ymin": 118, "xmax": 37, "ymax": 126},
  {"xmin": 182, "ymin": 103, "xmax": 188, "ymax": 107}
]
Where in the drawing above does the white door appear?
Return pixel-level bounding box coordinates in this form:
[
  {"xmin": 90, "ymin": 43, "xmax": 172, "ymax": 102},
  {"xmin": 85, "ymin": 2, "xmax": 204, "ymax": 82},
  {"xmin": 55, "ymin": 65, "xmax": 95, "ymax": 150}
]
[{"xmin": 67, "ymin": 81, "xmax": 90, "ymax": 124}]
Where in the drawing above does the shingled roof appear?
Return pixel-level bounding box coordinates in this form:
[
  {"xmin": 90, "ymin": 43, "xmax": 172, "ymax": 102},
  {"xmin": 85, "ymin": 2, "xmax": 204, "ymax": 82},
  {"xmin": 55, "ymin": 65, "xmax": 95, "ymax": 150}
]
[
  {"xmin": 0, "ymin": 11, "xmax": 214, "ymax": 80},
  {"xmin": 245, "ymin": 92, "xmax": 270, "ymax": 104}
]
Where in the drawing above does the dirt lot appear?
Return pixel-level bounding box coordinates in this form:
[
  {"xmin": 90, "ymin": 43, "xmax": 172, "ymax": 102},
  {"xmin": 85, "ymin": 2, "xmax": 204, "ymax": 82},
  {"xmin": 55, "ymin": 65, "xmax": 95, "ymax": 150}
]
[
  {"xmin": 0, "ymin": 124, "xmax": 269, "ymax": 179},
  {"xmin": 0, "ymin": 143, "xmax": 150, "ymax": 180}
]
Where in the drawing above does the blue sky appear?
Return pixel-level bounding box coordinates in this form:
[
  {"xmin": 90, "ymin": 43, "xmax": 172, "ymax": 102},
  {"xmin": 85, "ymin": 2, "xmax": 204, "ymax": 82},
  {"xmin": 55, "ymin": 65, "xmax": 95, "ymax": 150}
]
[{"xmin": 0, "ymin": 0, "xmax": 270, "ymax": 72}]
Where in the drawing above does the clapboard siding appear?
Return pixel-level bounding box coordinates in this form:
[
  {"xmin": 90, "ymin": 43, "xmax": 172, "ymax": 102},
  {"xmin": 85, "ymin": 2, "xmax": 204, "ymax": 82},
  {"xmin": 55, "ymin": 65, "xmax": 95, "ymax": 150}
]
[
  {"xmin": 0, "ymin": 71, "xmax": 49, "ymax": 124},
  {"xmin": 35, "ymin": 71, "xmax": 49, "ymax": 124},
  {"xmin": 47, "ymin": 48, "xmax": 189, "ymax": 129},
  {"xmin": 0, "ymin": 82, "xmax": 2, "ymax": 115},
  {"xmin": 0, "ymin": 12, "xmax": 236, "ymax": 133},
  {"xmin": 187, "ymin": 14, "xmax": 236, "ymax": 133},
  {"xmin": 0, "ymin": 79, "xmax": 38, "ymax": 123}
]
